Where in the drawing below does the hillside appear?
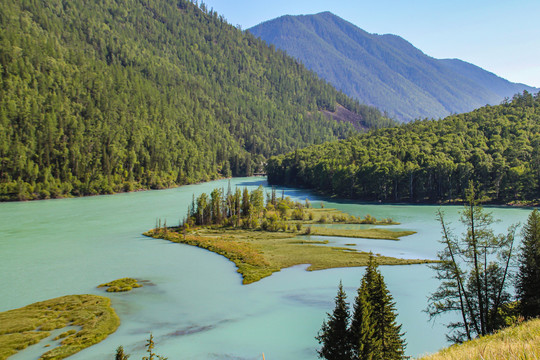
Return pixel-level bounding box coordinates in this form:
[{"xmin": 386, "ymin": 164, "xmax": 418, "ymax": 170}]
[
  {"xmin": 0, "ymin": 0, "xmax": 392, "ymax": 201},
  {"xmin": 418, "ymin": 318, "xmax": 540, "ymax": 360},
  {"xmin": 249, "ymin": 12, "xmax": 539, "ymax": 122},
  {"xmin": 267, "ymin": 91, "xmax": 540, "ymax": 204}
]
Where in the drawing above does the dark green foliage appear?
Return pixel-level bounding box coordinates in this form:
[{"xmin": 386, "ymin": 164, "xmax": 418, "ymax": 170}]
[
  {"xmin": 249, "ymin": 12, "xmax": 538, "ymax": 122},
  {"xmin": 0, "ymin": 0, "xmax": 390, "ymax": 201},
  {"xmin": 350, "ymin": 273, "xmax": 380, "ymax": 360},
  {"xmin": 427, "ymin": 185, "xmax": 517, "ymax": 342},
  {"xmin": 316, "ymin": 282, "xmax": 353, "ymax": 360},
  {"xmin": 517, "ymin": 209, "xmax": 540, "ymax": 319},
  {"xmin": 318, "ymin": 256, "xmax": 406, "ymax": 360},
  {"xmin": 183, "ymin": 184, "xmax": 303, "ymax": 231},
  {"xmin": 267, "ymin": 92, "xmax": 540, "ymax": 204},
  {"xmin": 351, "ymin": 255, "xmax": 405, "ymax": 360}
]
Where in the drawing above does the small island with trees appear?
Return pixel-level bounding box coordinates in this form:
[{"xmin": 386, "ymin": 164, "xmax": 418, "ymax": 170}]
[{"xmin": 145, "ymin": 185, "xmax": 431, "ymax": 284}]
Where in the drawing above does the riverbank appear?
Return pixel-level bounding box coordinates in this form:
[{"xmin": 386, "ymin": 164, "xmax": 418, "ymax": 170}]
[{"xmin": 2, "ymin": 176, "xmax": 538, "ymax": 208}]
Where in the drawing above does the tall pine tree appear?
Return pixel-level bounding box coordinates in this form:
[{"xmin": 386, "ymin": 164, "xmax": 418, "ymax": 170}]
[
  {"xmin": 350, "ymin": 275, "xmax": 380, "ymax": 360},
  {"xmin": 316, "ymin": 281, "xmax": 353, "ymax": 360},
  {"xmin": 357, "ymin": 255, "xmax": 406, "ymax": 360},
  {"xmin": 516, "ymin": 209, "xmax": 540, "ymax": 319}
]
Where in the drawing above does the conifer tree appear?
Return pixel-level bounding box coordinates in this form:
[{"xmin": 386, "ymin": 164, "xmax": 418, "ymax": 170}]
[
  {"xmin": 516, "ymin": 209, "xmax": 540, "ymax": 319},
  {"xmin": 359, "ymin": 255, "xmax": 406, "ymax": 360},
  {"xmin": 427, "ymin": 184, "xmax": 517, "ymax": 342},
  {"xmin": 371, "ymin": 271, "xmax": 406, "ymax": 360},
  {"xmin": 350, "ymin": 276, "xmax": 380, "ymax": 360},
  {"xmin": 242, "ymin": 187, "xmax": 250, "ymax": 217},
  {"xmin": 316, "ymin": 281, "xmax": 352, "ymax": 360}
]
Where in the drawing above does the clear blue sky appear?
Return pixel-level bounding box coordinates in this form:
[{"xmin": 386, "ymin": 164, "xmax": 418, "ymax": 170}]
[{"xmin": 201, "ymin": 0, "xmax": 540, "ymax": 88}]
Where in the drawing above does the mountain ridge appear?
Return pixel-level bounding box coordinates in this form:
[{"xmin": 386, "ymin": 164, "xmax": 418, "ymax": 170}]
[{"xmin": 249, "ymin": 12, "xmax": 539, "ymax": 121}]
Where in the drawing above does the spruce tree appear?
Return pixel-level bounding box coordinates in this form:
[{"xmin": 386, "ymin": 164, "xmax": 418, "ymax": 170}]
[
  {"xmin": 316, "ymin": 281, "xmax": 352, "ymax": 360},
  {"xmin": 516, "ymin": 209, "xmax": 540, "ymax": 318},
  {"xmin": 371, "ymin": 272, "xmax": 406, "ymax": 360},
  {"xmin": 350, "ymin": 276, "xmax": 380, "ymax": 360},
  {"xmin": 353, "ymin": 254, "xmax": 406, "ymax": 360}
]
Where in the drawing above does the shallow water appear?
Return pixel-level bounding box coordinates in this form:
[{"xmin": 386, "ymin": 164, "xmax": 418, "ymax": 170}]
[{"xmin": 0, "ymin": 177, "xmax": 532, "ymax": 359}]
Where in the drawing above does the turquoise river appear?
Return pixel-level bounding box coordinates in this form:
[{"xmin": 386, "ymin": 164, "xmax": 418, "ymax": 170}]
[{"xmin": 0, "ymin": 177, "xmax": 533, "ymax": 359}]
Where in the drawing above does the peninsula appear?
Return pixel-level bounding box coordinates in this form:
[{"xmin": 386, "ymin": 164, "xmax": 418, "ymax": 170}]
[{"xmin": 145, "ymin": 186, "xmax": 432, "ymax": 284}]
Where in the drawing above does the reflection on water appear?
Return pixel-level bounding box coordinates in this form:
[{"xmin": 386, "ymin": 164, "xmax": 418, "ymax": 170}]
[{"xmin": 0, "ymin": 177, "xmax": 532, "ymax": 359}]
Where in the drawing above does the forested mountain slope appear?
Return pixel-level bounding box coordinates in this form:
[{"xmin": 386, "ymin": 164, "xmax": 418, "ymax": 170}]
[
  {"xmin": 0, "ymin": 0, "xmax": 391, "ymax": 200},
  {"xmin": 249, "ymin": 12, "xmax": 539, "ymax": 122},
  {"xmin": 267, "ymin": 91, "xmax": 540, "ymax": 204}
]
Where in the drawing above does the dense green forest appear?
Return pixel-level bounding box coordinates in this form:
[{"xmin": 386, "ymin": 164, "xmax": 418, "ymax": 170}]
[
  {"xmin": 267, "ymin": 91, "xmax": 540, "ymax": 204},
  {"xmin": 0, "ymin": 0, "xmax": 392, "ymax": 200}
]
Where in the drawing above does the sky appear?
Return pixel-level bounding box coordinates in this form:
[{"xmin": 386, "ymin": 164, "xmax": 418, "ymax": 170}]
[{"xmin": 201, "ymin": 0, "xmax": 540, "ymax": 88}]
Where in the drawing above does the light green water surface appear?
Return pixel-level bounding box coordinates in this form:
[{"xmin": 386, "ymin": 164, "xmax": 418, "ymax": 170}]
[{"xmin": 0, "ymin": 177, "xmax": 533, "ymax": 359}]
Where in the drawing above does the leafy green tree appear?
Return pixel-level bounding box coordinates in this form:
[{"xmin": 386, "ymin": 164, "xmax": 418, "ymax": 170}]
[
  {"xmin": 516, "ymin": 209, "xmax": 540, "ymax": 319},
  {"xmin": 316, "ymin": 281, "xmax": 353, "ymax": 360},
  {"xmin": 250, "ymin": 185, "xmax": 265, "ymax": 217},
  {"xmin": 196, "ymin": 193, "xmax": 209, "ymax": 225},
  {"xmin": 427, "ymin": 184, "xmax": 517, "ymax": 342}
]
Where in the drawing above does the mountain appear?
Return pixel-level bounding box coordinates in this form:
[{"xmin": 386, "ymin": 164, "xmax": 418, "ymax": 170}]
[
  {"xmin": 249, "ymin": 12, "xmax": 539, "ymax": 122},
  {"xmin": 267, "ymin": 91, "xmax": 540, "ymax": 204},
  {"xmin": 0, "ymin": 1, "xmax": 392, "ymax": 201}
]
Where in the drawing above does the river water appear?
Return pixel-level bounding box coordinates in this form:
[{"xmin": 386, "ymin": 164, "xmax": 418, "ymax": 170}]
[{"xmin": 0, "ymin": 177, "xmax": 532, "ymax": 359}]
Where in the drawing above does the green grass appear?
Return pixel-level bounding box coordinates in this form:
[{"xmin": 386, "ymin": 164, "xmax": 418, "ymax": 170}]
[
  {"xmin": 307, "ymin": 227, "xmax": 416, "ymax": 240},
  {"xmin": 145, "ymin": 226, "xmax": 432, "ymax": 285},
  {"xmin": 418, "ymin": 318, "xmax": 540, "ymax": 360},
  {"xmin": 0, "ymin": 295, "xmax": 120, "ymax": 360},
  {"xmin": 98, "ymin": 278, "xmax": 142, "ymax": 292},
  {"xmin": 299, "ymin": 208, "xmax": 398, "ymax": 225}
]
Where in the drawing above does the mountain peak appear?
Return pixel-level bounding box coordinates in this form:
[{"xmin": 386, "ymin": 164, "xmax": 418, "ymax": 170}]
[
  {"xmin": 314, "ymin": 11, "xmax": 336, "ymax": 17},
  {"xmin": 249, "ymin": 13, "xmax": 538, "ymax": 121}
]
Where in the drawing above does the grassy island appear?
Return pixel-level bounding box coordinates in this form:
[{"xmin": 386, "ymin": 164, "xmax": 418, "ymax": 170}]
[
  {"xmin": 0, "ymin": 295, "xmax": 119, "ymax": 360},
  {"xmin": 98, "ymin": 278, "xmax": 142, "ymax": 292},
  {"xmin": 145, "ymin": 186, "xmax": 430, "ymax": 284}
]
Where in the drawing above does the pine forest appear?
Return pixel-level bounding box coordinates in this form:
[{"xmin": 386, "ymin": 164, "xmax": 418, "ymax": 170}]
[
  {"xmin": 267, "ymin": 91, "xmax": 540, "ymax": 204},
  {"xmin": 0, "ymin": 0, "xmax": 392, "ymax": 200}
]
